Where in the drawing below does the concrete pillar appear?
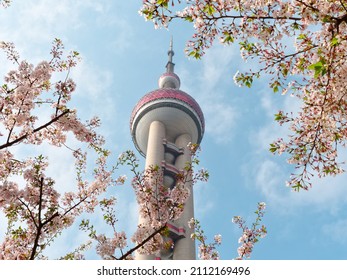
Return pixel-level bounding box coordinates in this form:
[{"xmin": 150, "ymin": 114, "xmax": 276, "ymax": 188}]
[
  {"xmin": 172, "ymin": 133, "xmax": 196, "ymax": 260},
  {"xmin": 135, "ymin": 121, "xmax": 166, "ymax": 260},
  {"xmin": 145, "ymin": 121, "xmax": 166, "ymax": 168}
]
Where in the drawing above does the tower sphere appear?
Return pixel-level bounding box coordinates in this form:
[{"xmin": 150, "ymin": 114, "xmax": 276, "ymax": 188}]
[
  {"xmin": 130, "ymin": 74, "xmax": 204, "ymax": 157},
  {"xmin": 158, "ymin": 72, "xmax": 181, "ymax": 89}
]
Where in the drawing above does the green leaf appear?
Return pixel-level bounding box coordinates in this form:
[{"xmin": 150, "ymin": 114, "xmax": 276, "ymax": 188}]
[
  {"xmin": 188, "ymin": 50, "xmax": 201, "ymax": 59},
  {"xmin": 297, "ymin": 34, "xmax": 306, "ymax": 40},
  {"xmin": 184, "ymin": 16, "xmax": 193, "ymax": 22},
  {"xmin": 331, "ymin": 37, "xmax": 339, "ymax": 46},
  {"xmin": 292, "ymin": 182, "xmax": 303, "ymax": 191},
  {"xmin": 244, "ymin": 76, "xmax": 253, "ymax": 88},
  {"xmin": 292, "ymin": 22, "xmax": 300, "ymax": 30},
  {"xmin": 308, "ymin": 60, "xmax": 327, "ymax": 78},
  {"xmin": 297, "ymin": 57, "xmax": 306, "ymax": 71},
  {"xmin": 157, "ymin": 0, "xmax": 169, "ymax": 8},
  {"xmin": 334, "ymin": 133, "xmax": 342, "ymax": 140},
  {"xmin": 308, "ymin": 61, "xmax": 323, "ymax": 70},
  {"xmin": 270, "ymin": 80, "xmax": 281, "ymax": 93},
  {"xmin": 222, "ymin": 34, "xmax": 234, "ymax": 44},
  {"xmin": 274, "ymin": 113, "xmax": 283, "ymax": 121},
  {"xmin": 239, "ymin": 41, "xmax": 256, "ymax": 52},
  {"xmin": 282, "ymin": 67, "xmax": 288, "ymax": 77},
  {"xmin": 322, "ymin": 15, "xmax": 331, "ymax": 23},
  {"xmin": 204, "ymin": 4, "xmax": 215, "ymax": 15},
  {"xmin": 269, "ymin": 145, "xmax": 278, "ymax": 153}
]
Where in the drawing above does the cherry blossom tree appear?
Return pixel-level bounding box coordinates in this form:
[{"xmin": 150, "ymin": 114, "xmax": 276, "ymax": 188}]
[
  {"xmin": 140, "ymin": 0, "xmax": 347, "ymax": 191},
  {"xmin": 0, "ymin": 39, "xmax": 211, "ymax": 259},
  {"xmin": 0, "ymin": 38, "xmax": 121, "ymax": 259}
]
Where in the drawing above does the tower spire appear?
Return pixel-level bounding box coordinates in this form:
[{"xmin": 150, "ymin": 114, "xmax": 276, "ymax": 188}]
[
  {"xmin": 159, "ymin": 37, "xmax": 180, "ymax": 89},
  {"xmin": 166, "ymin": 36, "xmax": 175, "ymax": 73}
]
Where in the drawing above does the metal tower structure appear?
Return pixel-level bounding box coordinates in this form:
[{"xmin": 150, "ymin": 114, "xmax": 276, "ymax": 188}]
[{"xmin": 130, "ymin": 40, "xmax": 205, "ymax": 259}]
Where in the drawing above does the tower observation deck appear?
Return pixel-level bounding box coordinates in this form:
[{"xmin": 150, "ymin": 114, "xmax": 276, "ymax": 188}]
[{"xmin": 130, "ymin": 40, "xmax": 205, "ymax": 260}]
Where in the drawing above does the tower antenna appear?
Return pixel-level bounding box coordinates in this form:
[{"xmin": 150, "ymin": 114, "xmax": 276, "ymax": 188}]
[{"xmin": 166, "ymin": 36, "xmax": 175, "ymax": 73}]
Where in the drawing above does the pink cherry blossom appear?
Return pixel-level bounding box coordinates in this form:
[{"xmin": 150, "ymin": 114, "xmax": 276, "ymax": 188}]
[
  {"xmin": 189, "ymin": 218, "xmax": 221, "ymax": 260},
  {"xmin": 233, "ymin": 202, "xmax": 267, "ymax": 259},
  {"xmin": 0, "ymin": 38, "xmax": 119, "ymax": 259},
  {"xmin": 140, "ymin": 0, "xmax": 347, "ymax": 190}
]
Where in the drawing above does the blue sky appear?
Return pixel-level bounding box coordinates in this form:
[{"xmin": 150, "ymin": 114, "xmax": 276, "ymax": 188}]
[{"xmin": 1, "ymin": 0, "xmax": 347, "ymax": 260}]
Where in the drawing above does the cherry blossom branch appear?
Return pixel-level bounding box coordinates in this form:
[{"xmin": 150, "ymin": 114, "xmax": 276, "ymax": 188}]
[
  {"xmin": 30, "ymin": 177, "xmax": 45, "ymax": 260},
  {"xmin": 0, "ymin": 0, "xmax": 11, "ymax": 8},
  {"xmin": 233, "ymin": 202, "xmax": 267, "ymax": 260},
  {"xmin": 340, "ymin": 0, "xmax": 347, "ymax": 13},
  {"xmin": 139, "ymin": 1, "xmax": 347, "ymax": 190},
  {"xmin": 118, "ymin": 225, "xmax": 167, "ymax": 260},
  {"xmin": 189, "ymin": 218, "xmax": 221, "ymax": 260},
  {"xmin": 0, "ymin": 110, "xmax": 70, "ymax": 150}
]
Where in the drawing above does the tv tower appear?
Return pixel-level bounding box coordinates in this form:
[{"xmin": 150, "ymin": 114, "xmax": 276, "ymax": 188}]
[{"xmin": 130, "ymin": 39, "xmax": 205, "ymax": 260}]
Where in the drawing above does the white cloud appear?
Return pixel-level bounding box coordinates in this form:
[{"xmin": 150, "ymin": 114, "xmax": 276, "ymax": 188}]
[
  {"xmin": 200, "ymin": 45, "xmax": 237, "ymax": 92},
  {"xmin": 243, "ymin": 81, "xmax": 347, "ymax": 214},
  {"xmin": 203, "ymin": 102, "xmax": 238, "ymax": 143},
  {"xmin": 322, "ymin": 219, "xmax": 347, "ymax": 244},
  {"xmin": 71, "ymin": 59, "xmax": 114, "ymax": 115},
  {"xmin": 43, "ymin": 226, "xmax": 92, "ymax": 259},
  {"xmin": 251, "ymin": 89, "xmax": 302, "ymax": 149},
  {"xmin": 1, "ymin": 1, "xmax": 78, "ymax": 47},
  {"xmin": 178, "ymin": 45, "xmax": 240, "ymax": 144},
  {"xmin": 107, "ymin": 18, "xmax": 134, "ymax": 53},
  {"xmin": 251, "ymin": 157, "xmax": 347, "ymax": 215},
  {"xmin": 0, "ymin": 0, "xmax": 131, "ymax": 61},
  {"xmin": 115, "ymin": 190, "xmax": 139, "ymax": 235},
  {"xmin": 194, "ymin": 181, "xmax": 216, "ymax": 219}
]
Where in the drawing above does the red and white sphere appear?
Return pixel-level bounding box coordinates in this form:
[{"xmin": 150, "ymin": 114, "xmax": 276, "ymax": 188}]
[{"xmin": 130, "ymin": 73, "xmax": 204, "ymax": 156}]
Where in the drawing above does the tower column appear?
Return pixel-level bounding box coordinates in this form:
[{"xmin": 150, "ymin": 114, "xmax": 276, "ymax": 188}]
[
  {"xmin": 145, "ymin": 120, "xmax": 166, "ymax": 168},
  {"xmin": 136, "ymin": 120, "xmax": 166, "ymax": 260},
  {"xmin": 173, "ymin": 133, "xmax": 196, "ymax": 260}
]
